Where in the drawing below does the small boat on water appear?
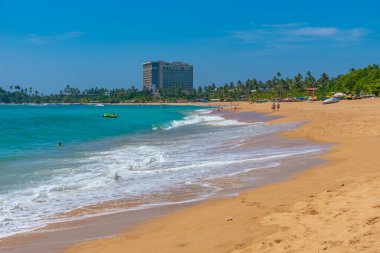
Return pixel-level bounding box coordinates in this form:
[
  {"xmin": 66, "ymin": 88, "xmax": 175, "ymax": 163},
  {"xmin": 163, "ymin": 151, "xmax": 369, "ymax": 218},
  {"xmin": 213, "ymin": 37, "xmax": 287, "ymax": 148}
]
[
  {"xmin": 95, "ymin": 103, "xmax": 104, "ymax": 107},
  {"xmin": 322, "ymin": 97, "xmax": 340, "ymax": 104},
  {"xmin": 102, "ymin": 113, "xmax": 118, "ymax": 118}
]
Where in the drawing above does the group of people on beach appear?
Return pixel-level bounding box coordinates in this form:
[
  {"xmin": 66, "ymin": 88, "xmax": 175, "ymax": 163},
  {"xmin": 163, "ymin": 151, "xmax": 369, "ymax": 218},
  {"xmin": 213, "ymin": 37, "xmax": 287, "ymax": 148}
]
[{"xmin": 272, "ymin": 101, "xmax": 280, "ymax": 112}]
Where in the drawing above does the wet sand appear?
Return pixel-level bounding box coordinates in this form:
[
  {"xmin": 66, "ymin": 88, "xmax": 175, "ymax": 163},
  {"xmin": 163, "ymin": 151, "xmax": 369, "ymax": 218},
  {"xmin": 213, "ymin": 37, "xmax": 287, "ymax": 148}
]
[
  {"xmin": 2, "ymin": 99, "xmax": 380, "ymax": 252},
  {"xmin": 64, "ymin": 99, "xmax": 380, "ymax": 253},
  {"xmin": 0, "ymin": 107, "xmax": 324, "ymax": 253},
  {"xmin": 1, "ymin": 148, "xmax": 324, "ymax": 253}
]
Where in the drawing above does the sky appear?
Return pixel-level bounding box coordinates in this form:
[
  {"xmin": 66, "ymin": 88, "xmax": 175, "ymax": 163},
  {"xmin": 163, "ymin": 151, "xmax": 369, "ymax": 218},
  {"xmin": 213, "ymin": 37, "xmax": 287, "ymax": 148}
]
[{"xmin": 0, "ymin": 0, "xmax": 379, "ymax": 93}]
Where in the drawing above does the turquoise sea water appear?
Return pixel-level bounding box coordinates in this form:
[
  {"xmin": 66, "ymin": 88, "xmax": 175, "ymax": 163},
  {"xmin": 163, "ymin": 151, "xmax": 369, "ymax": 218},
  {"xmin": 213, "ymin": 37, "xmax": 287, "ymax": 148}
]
[
  {"xmin": 0, "ymin": 104, "xmax": 191, "ymax": 159},
  {"xmin": 0, "ymin": 104, "xmax": 325, "ymax": 238}
]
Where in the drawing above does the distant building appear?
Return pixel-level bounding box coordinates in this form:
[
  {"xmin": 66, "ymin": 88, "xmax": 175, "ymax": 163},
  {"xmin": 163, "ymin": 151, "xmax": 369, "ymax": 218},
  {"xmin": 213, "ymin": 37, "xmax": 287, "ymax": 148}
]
[{"xmin": 143, "ymin": 61, "xmax": 193, "ymax": 91}]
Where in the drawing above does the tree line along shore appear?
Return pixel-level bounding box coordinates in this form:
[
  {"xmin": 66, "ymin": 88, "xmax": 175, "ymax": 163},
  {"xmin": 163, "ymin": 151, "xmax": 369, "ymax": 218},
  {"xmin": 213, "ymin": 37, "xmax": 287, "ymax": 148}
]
[{"xmin": 1, "ymin": 64, "xmax": 379, "ymax": 104}]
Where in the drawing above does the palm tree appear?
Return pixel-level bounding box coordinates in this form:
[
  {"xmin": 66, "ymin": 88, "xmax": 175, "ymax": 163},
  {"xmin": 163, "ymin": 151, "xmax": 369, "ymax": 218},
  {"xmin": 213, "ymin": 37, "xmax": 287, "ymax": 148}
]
[
  {"xmin": 305, "ymin": 71, "xmax": 316, "ymax": 88},
  {"xmin": 318, "ymin": 73, "xmax": 330, "ymax": 96},
  {"xmin": 197, "ymin": 86, "xmax": 203, "ymax": 97},
  {"xmin": 271, "ymin": 72, "xmax": 283, "ymax": 97},
  {"xmin": 64, "ymin": 85, "xmax": 71, "ymax": 95},
  {"xmin": 293, "ymin": 73, "xmax": 304, "ymax": 89}
]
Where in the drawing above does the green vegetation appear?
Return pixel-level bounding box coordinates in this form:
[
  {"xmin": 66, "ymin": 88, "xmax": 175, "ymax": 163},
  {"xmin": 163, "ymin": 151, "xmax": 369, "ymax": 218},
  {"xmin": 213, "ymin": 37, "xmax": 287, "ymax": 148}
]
[
  {"xmin": 1, "ymin": 64, "xmax": 379, "ymax": 104},
  {"xmin": 333, "ymin": 65, "xmax": 380, "ymax": 95}
]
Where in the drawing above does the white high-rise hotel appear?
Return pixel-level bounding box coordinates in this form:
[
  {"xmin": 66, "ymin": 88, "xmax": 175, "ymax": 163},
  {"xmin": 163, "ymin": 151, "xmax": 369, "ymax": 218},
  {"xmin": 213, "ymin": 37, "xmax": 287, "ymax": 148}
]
[{"xmin": 143, "ymin": 61, "xmax": 193, "ymax": 91}]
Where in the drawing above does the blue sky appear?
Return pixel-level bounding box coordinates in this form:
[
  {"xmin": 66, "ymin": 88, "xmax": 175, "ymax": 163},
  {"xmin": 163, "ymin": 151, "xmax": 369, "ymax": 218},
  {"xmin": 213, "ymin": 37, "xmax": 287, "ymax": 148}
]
[{"xmin": 0, "ymin": 0, "xmax": 379, "ymax": 93}]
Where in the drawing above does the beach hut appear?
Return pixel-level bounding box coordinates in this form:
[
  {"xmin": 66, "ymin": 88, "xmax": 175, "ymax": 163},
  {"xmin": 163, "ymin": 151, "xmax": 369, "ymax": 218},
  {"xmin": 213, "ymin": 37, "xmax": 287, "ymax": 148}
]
[{"xmin": 306, "ymin": 87, "xmax": 317, "ymax": 97}]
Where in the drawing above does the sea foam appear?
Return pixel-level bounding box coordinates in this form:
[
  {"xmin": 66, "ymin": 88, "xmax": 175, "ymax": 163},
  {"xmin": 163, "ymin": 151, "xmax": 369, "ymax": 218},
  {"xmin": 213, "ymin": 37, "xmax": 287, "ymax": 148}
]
[{"xmin": 0, "ymin": 108, "xmax": 324, "ymax": 239}]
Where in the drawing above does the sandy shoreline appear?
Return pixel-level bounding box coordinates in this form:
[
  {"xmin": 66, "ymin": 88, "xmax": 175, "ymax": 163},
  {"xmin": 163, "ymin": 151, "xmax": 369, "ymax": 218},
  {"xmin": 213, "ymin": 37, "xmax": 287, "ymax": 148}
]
[
  {"xmin": 0, "ymin": 104, "xmax": 325, "ymax": 253},
  {"xmin": 2, "ymin": 100, "xmax": 379, "ymax": 252},
  {"xmin": 62, "ymin": 99, "xmax": 379, "ymax": 253}
]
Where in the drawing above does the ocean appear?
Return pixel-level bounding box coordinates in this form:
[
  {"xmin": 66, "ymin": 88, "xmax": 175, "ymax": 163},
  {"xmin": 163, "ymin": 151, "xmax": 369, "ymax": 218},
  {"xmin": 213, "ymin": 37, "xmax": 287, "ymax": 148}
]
[{"xmin": 0, "ymin": 104, "xmax": 325, "ymax": 239}]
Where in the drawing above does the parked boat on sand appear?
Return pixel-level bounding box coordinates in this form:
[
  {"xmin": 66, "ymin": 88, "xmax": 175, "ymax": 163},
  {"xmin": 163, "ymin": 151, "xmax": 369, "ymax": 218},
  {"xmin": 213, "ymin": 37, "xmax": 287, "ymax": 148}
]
[{"xmin": 323, "ymin": 97, "xmax": 340, "ymax": 104}]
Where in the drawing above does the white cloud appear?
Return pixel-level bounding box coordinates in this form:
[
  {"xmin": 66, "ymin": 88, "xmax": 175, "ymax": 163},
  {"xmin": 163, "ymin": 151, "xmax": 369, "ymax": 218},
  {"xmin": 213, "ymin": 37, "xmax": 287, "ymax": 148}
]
[
  {"xmin": 349, "ymin": 28, "xmax": 369, "ymax": 38},
  {"xmin": 261, "ymin": 22, "xmax": 308, "ymax": 28},
  {"xmin": 230, "ymin": 23, "xmax": 369, "ymax": 45},
  {"xmin": 291, "ymin": 27, "xmax": 337, "ymax": 37},
  {"xmin": 230, "ymin": 29, "xmax": 267, "ymax": 43},
  {"xmin": 27, "ymin": 32, "xmax": 84, "ymax": 44}
]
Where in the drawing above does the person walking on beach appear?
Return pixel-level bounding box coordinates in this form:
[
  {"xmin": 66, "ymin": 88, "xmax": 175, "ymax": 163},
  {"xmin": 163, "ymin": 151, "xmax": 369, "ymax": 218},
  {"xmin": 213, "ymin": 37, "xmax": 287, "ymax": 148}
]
[
  {"xmin": 276, "ymin": 101, "xmax": 280, "ymax": 111},
  {"xmin": 272, "ymin": 102, "xmax": 276, "ymax": 112}
]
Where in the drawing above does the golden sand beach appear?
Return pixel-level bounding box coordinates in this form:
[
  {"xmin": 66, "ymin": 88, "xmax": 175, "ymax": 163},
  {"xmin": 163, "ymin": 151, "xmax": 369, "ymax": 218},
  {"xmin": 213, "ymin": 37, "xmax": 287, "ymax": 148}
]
[{"xmin": 58, "ymin": 99, "xmax": 378, "ymax": 252}]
